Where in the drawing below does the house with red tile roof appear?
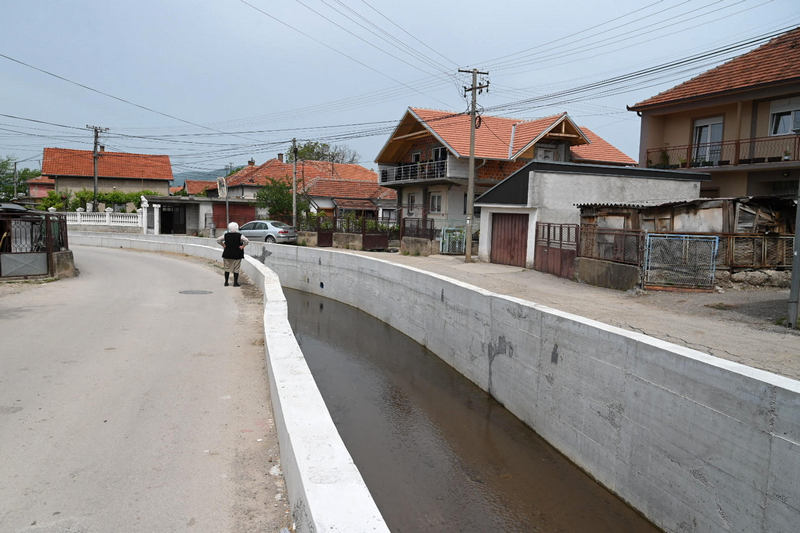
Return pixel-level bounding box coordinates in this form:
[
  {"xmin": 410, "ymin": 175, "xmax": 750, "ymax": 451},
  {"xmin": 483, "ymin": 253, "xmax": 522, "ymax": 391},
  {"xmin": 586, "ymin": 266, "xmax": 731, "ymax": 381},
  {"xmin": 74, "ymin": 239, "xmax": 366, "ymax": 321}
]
[
  {"xmin": 628, "ymin": 26, "xmax": 800, "ymax": 198},
  {"xmin": 221, "ymin": 155, "xmax": 378, "ymax": 200},
  {"xmin": 26, "ymin": 175, "xmax": 55, "ymax": 199},
  {"xmin": 42, "ymin": 147, "xmax": 173, "ymax": 196},
  {"xmin": 303, "ymin": 178, "xmax": 397, "ymax": 220},
  {"xmin": 180, "ymin": 179, "xmax": 217, "ymax": 196},
  {"xmin": 375, "ymin": 107, "xmax": 636, "ymax": 234}
]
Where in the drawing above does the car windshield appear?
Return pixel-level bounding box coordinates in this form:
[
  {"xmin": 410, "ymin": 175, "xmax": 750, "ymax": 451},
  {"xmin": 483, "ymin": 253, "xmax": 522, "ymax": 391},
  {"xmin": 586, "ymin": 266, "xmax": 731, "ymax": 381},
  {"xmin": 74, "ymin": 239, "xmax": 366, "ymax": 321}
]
[{"xmin": 271, "ymin": 222, "xmax": 290, "ymax": 228}]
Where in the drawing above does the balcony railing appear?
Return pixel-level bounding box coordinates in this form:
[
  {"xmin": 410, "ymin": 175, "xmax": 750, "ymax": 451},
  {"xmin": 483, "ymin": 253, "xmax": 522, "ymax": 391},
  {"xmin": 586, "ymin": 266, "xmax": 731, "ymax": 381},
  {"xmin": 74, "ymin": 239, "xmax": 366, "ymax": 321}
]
[
  {"xmin": 646, "ymin": 134, "xmax": 800, "ymax": 169},
  {"xmin": 380, "ymin": 160, "xmax": 447, "ymax": 183}
]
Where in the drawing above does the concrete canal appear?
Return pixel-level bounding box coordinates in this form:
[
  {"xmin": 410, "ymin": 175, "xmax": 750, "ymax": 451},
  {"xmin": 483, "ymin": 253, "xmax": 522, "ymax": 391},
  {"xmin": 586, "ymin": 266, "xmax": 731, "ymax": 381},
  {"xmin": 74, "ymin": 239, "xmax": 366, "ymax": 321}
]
[{"xmin": 285, "ymin": 288, "xmax": 659, "ymax": 532}]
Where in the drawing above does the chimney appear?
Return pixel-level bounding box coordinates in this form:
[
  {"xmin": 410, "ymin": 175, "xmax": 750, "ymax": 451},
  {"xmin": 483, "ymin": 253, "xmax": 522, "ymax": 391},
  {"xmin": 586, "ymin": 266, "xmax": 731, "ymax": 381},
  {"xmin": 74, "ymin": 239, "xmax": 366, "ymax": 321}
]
[
  {"xmin": 99, "ymin": 145, "xmax": 105, "ymax": 152},
  {"xmin": 277, "ymin": 153, "xmax": 284, "ymax": 163},
  {"xmin": 248, "ymin": 158, "xmax": 255, "ymax": 166}
]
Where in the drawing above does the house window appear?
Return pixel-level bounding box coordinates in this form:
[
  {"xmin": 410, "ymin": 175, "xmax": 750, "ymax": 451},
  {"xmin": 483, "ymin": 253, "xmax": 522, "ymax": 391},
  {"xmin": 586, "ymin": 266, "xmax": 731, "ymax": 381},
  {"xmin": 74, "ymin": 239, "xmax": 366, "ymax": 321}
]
[
  {"xmin": 770, "ymin": 110, "xmax": 800, "ymax": 135},
  {"xmin": 534, "ymin": 144, "xmax": 559, "ymax": 161},
  {"xmin": 432, "ymin": 146, "xmax": 447, "ymax": 161},
  {"xmin": 407, "ymin": 193, "xmax": 416, "ymax": 215},
  {"xmin": 411, "ymin": 151, "xmax": 421, "ymax": 163},
  {"xmin": 692, "ymin": 116, "xmax": 723, "ymax": 163},
  {"xmin": 769, "ymin": 97, "xmax": 800, "ymax": 136},
  {"xmin": 429, "ymin": 193, "xmax": 442, "ymax": 213}
]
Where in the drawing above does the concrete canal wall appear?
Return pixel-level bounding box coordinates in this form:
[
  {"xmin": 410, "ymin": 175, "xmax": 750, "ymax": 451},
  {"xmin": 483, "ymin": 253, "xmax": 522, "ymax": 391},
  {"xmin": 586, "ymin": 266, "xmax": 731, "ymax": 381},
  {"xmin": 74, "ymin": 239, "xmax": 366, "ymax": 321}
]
[{"xmin": 71, "ymin": 232, "xmax": 800, "ymax": 533}]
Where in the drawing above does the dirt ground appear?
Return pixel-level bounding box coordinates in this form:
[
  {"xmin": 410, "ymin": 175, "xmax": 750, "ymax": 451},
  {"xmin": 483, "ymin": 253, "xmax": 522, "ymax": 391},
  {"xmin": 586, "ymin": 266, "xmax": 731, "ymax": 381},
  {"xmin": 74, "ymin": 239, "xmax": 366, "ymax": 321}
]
[{"xmin": 346, "ymin": 250, "xmax": 800, "ymax": 382}]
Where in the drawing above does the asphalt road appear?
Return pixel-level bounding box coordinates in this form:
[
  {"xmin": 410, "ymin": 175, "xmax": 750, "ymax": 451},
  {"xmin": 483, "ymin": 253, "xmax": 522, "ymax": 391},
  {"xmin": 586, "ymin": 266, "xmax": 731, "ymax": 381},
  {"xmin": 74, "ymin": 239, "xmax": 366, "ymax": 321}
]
[{"xmin": 0, "ymin": 246, "xmax": 290, "ymax": 532}]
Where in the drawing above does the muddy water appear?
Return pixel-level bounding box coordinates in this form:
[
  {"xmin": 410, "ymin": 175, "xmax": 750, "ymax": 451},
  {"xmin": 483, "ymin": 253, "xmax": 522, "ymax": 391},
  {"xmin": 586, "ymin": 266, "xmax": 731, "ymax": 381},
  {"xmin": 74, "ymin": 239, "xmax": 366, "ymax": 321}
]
[{"xmin": 285, "ymin": 288, "xmax": 660, "ymax": 533}]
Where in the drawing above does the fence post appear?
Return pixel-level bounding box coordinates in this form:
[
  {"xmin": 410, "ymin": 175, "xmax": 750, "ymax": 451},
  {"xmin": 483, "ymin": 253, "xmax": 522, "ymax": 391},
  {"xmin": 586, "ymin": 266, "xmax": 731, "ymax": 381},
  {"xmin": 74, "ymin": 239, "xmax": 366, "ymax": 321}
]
[
  {"xmin": 153, "ymin": 204, "xmax": 161, "ymax": 235},
  {"xmin": 105, "ymin": 208, "xmax": 112, "ymax": 225}
]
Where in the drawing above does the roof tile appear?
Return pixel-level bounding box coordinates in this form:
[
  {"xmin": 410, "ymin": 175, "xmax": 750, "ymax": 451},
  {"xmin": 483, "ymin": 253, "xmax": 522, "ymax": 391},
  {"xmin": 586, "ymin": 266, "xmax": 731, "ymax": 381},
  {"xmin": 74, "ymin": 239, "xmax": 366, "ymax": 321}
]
[
  {"xmin": 42, "ymin": 147, "xmax": 173, "ymax": 180},
  {"xmin": 631, "ymin": 27, "xmax": 800, "ymax": 110}
]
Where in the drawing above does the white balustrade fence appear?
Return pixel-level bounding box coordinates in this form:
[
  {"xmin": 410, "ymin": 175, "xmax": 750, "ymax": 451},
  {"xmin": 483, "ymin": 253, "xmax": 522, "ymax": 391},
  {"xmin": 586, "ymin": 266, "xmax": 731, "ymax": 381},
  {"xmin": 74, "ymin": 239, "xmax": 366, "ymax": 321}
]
[{"xmin": 60, "ymin": 211, "xmax": 142, "ymax": 227}]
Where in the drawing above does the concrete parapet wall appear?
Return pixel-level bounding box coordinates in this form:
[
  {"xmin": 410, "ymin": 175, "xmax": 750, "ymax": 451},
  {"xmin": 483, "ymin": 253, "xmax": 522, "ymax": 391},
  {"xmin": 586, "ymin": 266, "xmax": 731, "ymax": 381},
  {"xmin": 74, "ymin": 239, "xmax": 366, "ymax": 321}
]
[
  {"xmin": 67, "ymin": 224, "xmax": 143, "ymax": 234},
  {"xmin": 70, "ymin": 233, "xmax": 800, "ymax": 533},
  {"xmin": 332, "ymin": 232, "xmax": 362, "ymax": 250},
  {"xmin": 575, "ymin": 257, "xmax": 641, "ymax": 291},
  {"xmin": 296, "ymin": 231, "xmax": 317, "ymax": 247},
  {"xmin": 52, "ymin": 250, "xmax": 76, "ymax": 278},
  {"xmin": 68, "ymin": 232, "xmax": 388, "ymax": 533}
]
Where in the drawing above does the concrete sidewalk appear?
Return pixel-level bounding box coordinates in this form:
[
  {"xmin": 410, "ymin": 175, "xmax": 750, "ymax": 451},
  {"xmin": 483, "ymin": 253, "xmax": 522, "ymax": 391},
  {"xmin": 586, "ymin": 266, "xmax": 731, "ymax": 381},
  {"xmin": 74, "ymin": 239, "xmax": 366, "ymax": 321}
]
[{"xmin": 345, "ymin": 250, "xmax": 800, "ymax": 381}]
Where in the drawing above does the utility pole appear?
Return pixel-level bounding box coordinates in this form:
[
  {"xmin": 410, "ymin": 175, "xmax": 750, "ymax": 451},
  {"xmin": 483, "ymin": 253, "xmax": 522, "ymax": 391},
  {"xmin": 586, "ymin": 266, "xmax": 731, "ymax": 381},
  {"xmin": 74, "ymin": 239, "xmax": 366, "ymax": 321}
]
[
  {"xmin": 86, "ymin": 125, "xmax": 108, "ymax": 212},
  {"xmin": 292, "ymin": 138, "xmax": 298, "ymax": 228},
  {"xmin": 788, "ymin": 177, "xmax": 800, "ymax": 328},
  {"xmin": 458, "ymin": 68, "xmax": 489, "ymax": 263},
  {"xmin": 12, "ymin": 161, "xmax": 18, "ymax": 198}
]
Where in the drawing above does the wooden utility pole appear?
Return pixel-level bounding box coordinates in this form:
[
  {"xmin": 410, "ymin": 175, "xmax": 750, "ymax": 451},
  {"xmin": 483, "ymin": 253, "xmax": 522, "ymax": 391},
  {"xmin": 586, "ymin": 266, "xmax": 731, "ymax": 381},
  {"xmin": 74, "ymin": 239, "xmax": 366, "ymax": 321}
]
[
  {"xmin": 458, "ymin": 68, "xmax": 489, "ymax": 263},
  {"xmin": 292, "ymin": 138, "xmax": 298, "ymax": 228},
  {"xmin": 788, "ymin": 177, "xmax": 800, "ymax": 328},
  {"xmin": 86, "ymin": 125, "xmax": 108, "ymax": 212}
]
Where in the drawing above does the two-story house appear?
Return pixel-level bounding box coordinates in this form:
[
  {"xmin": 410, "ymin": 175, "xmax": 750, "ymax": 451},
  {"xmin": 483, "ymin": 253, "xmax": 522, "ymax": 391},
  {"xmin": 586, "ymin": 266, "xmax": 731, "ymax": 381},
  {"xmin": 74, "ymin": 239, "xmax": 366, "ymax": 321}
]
[
  {"xmin": 628, "ymin": 26, "xmax": 800, "ymax": 198},
  {"xmin": 375, "ymin": 107, "xmax": 635, "ymax": 233}
]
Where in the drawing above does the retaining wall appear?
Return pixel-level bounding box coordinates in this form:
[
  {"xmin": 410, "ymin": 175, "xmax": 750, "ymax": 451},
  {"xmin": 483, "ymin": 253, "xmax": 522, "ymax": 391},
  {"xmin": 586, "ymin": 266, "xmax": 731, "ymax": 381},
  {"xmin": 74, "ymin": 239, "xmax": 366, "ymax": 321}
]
[{"xmin": 71, "ymin": 233, "xmax": 800, "ymax": 533}]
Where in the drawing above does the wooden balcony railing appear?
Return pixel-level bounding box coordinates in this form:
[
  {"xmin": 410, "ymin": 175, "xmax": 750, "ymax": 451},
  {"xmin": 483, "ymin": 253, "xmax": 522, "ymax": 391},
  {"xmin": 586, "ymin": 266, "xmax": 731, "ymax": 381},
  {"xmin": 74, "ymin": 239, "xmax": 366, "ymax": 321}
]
[{"xmin": 646, "ymin": 134, "xmax": 800, "ymax": 169}]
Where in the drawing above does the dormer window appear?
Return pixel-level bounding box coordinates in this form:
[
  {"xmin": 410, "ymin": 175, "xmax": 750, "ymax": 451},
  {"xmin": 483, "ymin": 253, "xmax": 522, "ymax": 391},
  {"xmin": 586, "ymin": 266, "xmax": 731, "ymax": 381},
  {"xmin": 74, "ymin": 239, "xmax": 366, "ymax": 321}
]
[{"xmin": 432, "ymin": 146, "xmax": 447, "ymax": 161}]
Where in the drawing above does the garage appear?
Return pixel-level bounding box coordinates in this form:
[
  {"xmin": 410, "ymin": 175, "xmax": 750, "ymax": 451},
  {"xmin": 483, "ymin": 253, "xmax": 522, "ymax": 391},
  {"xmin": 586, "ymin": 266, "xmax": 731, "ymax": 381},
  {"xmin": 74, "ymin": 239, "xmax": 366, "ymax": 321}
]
[{"xmin": 490, "ymin": 213, "xmax": 529, "ymax": 267}]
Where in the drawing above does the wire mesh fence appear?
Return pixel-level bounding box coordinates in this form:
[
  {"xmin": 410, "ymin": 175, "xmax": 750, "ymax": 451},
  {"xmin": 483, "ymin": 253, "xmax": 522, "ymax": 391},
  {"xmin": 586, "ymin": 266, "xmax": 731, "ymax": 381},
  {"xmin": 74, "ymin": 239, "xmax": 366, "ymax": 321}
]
[{"xmin": 644, "ymin": 234, "xmax": 719, "ymax": 289}]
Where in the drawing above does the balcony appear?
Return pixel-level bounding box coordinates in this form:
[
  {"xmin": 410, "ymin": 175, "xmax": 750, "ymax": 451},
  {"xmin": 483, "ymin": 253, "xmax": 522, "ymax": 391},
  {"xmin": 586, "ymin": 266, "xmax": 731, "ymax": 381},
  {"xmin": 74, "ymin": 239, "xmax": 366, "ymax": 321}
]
[
  {"xmin": 379, "ymin": 159, "xmax": 452, "ymax": 183},
  {"xmin": 646, "ymin": 134, "xmax": 800, "ymax": 169}
]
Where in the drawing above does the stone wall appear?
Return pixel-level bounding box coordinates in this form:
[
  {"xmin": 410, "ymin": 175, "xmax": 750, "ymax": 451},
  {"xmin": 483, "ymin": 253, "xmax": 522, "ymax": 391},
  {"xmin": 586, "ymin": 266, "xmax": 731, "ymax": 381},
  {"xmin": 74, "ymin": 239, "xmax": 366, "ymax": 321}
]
[{"xmin": 575, "ymin": 257, "xmax": 641, "ymax": 290}]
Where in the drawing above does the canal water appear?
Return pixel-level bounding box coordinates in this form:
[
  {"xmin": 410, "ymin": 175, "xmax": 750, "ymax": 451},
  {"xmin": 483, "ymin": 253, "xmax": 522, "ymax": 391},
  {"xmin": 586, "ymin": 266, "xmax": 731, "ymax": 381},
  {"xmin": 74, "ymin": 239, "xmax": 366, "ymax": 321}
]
[{"xmin": 285, "ymin": 288, "xmax": 659, "ymax": 533}]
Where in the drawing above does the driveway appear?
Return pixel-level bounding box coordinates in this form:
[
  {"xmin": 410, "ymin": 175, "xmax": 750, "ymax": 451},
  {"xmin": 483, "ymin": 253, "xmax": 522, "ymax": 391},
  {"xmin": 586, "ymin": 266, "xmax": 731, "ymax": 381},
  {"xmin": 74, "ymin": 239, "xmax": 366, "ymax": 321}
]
[{"xmin": 0, "ymin": 246, "xmax": 290, "ymax": 532}]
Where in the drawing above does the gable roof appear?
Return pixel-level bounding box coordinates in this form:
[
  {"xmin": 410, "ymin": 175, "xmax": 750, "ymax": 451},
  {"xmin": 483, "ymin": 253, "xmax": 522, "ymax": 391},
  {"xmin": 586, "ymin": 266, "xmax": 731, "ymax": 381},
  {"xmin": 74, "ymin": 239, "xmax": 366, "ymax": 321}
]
[
  {"xmin": 630, "ymin": 27, "xmax": 800, "ymax": 111},
  {"xmin": 184, "ymin": 179, "xmax": 217, "ymax": 195},
  {"xmin": 42, "ymin": 147, "xmax": 173, "ymax": 180},
  {"xmin": 570, "ymin": 127, "xmax": 637, "ymax": 165},
  {"xmin": 303, "ymin": 178, "xmax": 396, "ymax": 200},
  {"xmin": 227, "ymin": 158, "xmax": 377, "ymax": 189},
  {"xmin": 376, "ymin": 107, "xmax": 632, "ymax": 165},
  {"xmin": 27, "ymin": 175, "xmax": 55, "ymax": 185}
]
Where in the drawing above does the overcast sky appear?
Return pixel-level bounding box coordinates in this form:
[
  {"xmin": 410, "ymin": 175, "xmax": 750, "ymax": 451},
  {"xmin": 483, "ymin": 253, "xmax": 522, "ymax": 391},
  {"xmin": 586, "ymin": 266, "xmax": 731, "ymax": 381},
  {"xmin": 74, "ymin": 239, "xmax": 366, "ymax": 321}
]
[{"xmin": 2, "ymin": 0, "xmax": 799, "ymax": 175}]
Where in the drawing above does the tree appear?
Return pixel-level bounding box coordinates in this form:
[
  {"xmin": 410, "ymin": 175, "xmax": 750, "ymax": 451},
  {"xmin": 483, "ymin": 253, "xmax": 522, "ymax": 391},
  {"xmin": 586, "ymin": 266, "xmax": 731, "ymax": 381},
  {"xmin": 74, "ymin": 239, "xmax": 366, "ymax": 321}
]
[
  {"xmin": 289, "ymin": 141, "xmax": 359, "ymax": 164},
  {"xmin": 0, "ymin": 156, "xmax": 40, "ymax": 201},
  {"xmin": 255, "ymin": 178, "xmax": 308, "ymax": 220}
]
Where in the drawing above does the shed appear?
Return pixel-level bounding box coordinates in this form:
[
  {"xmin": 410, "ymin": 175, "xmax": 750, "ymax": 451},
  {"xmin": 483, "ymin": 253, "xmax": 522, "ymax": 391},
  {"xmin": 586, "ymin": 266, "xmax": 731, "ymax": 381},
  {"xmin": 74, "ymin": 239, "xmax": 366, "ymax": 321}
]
[{"xmin": 474, "ymin": 160, "xmax": 708, "ymax": 268}]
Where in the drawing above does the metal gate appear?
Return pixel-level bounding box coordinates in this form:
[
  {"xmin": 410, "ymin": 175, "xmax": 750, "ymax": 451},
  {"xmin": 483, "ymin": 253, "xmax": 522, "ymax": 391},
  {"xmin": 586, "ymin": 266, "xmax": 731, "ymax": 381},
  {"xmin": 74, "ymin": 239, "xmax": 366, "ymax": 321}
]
[
  {"xmin": 644, "ymin": 234, "xmax": 719, "ymax": 289},
  {"xmin": 534, "ymin": 222, "xmax": 579, "ymax": 279},
  {"xmin": 491, "ymin": 214, "xmax": 528, "ymax": 267}
]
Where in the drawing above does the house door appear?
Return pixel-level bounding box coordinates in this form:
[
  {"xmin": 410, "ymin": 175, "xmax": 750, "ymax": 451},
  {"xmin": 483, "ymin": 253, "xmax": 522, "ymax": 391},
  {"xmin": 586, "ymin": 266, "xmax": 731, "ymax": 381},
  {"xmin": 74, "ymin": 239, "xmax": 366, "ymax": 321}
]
[
  {"xmin": 490, "ymin": 213, "xmax": 528, "ymax": 267},
  {"xmin": 160, "ymin": 205, "xmax": 186, "ymax": 234}
]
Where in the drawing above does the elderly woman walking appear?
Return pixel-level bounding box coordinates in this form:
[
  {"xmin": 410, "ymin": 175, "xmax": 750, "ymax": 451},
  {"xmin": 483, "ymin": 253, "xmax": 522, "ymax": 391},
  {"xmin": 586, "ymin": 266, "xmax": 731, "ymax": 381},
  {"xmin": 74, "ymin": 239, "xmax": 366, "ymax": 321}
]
[{"xmin": 217, "ymin": 221, "xmax": 249, "ymax": 286}]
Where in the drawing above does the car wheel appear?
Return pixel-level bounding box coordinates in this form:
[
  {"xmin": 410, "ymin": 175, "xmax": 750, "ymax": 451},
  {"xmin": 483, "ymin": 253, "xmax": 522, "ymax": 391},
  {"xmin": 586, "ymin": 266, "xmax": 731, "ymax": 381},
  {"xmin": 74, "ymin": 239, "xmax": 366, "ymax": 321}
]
[{"xmin": 265, "ymin": 235, "xmax": 276, "ymax": 243}]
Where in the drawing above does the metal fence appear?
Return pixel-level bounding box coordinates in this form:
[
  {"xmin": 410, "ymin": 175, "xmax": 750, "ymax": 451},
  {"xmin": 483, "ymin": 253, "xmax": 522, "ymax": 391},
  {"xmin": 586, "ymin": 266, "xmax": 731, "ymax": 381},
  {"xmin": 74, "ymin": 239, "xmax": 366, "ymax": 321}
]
[
  {"xmin": 402, "ymin": 218, "xmax": 435, "ymax": 240},
  {"xmin": 579, "ymin": 226, "xmax": 644, "ymax": 265},
  {"xmin": 643, "ymin": 234, "xmax": 719, "ymax": 289},
  {"xmin": 0, "ymin": 212, "xmax": 68, "ymax": 277}
]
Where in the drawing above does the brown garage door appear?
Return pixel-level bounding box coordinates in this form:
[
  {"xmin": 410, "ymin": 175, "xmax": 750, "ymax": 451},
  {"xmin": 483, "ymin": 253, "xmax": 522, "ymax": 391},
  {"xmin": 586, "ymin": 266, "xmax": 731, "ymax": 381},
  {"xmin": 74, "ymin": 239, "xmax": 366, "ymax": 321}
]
[
  {"xmin": 490, "ymin": 213, "xmax": 528, "ymax": 267},
  {"xmin": 213, "ymin": 203, "xmax": 256, "ymax": 230}
]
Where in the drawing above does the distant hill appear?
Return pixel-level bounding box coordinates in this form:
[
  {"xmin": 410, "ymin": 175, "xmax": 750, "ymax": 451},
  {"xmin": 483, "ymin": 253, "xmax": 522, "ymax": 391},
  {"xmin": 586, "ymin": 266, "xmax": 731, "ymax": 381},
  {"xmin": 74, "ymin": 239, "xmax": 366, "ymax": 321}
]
[{"xmin": 172, "ymin": 168, "xmax": 226, "ymax": 186}]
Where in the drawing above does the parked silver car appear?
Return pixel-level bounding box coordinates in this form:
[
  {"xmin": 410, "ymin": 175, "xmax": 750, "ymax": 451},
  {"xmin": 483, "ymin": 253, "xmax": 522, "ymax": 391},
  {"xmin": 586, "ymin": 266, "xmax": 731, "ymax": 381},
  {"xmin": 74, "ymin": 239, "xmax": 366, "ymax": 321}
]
[{"xmin": 239, "ymin": 220, "xmax": 297, "ymax": 244}]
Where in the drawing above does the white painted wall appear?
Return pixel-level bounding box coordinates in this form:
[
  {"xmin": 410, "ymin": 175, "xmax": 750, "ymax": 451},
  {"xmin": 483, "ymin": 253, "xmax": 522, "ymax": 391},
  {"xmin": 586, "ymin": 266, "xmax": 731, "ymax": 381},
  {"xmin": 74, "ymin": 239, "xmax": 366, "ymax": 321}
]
[
  {"xmin": 530, "ymin": 170, "xmax": 701, "ymax": 223},
  {"xmin": 477, "ymin": 207, "xmax": 538, "ymax": 267},
  {"xmin": 71, "ymin": 232, "xmax": 800, "ymax": 533}
]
